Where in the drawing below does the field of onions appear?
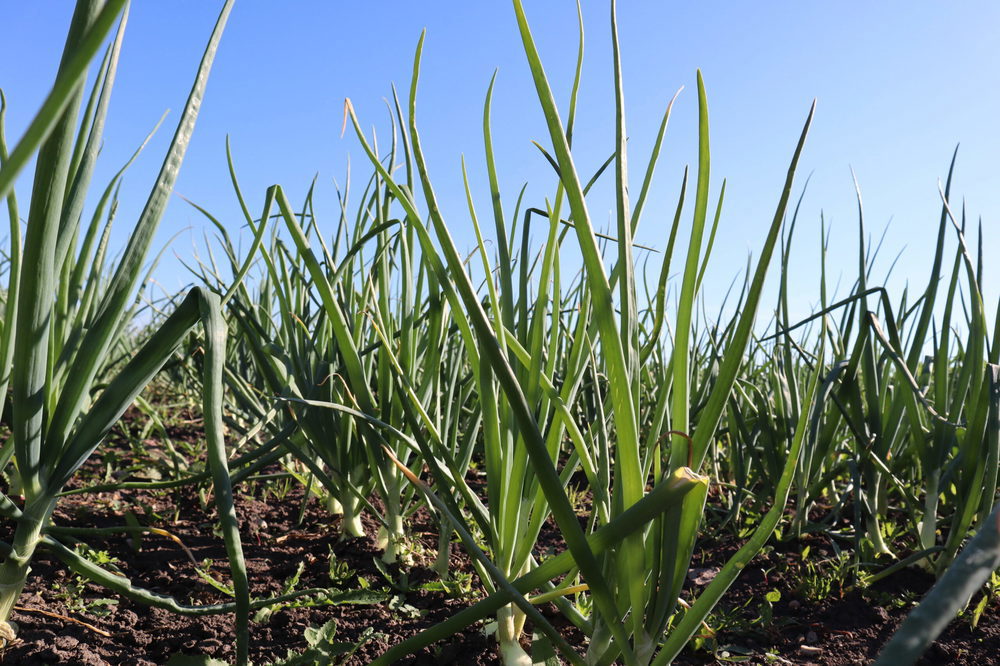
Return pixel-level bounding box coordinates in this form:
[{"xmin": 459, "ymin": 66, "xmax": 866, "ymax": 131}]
[{"xmin": 1, "ymin": 1, "xmax": 999, "ymax": 665}]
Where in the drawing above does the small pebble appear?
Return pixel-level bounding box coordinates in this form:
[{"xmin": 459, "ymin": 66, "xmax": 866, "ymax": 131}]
[
  {"xmin": 806, "ymin": 630, "xmax": 818, "ymax": 643},
  {"xmin": 788, "ymin": 599, "xmax": 801, "ymax": 610}
]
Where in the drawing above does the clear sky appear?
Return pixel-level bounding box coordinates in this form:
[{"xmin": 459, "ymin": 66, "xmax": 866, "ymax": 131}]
[{"xmin": 3, "ymin": 2, "xmax": 999, "ymax": 324}]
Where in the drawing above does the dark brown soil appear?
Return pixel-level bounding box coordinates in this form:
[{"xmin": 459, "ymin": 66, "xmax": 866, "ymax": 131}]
[
  {"xmin": 1, "ymin": 475, "xmax": 495, "ymax": 665},
  {"xmin": 675, "ymin": 531, "xmax": 1000, "ymax": 665},
  {"xmin": 0, "ymin": 409, "xmax": 496, "ymax": 665},
  {"xmin": 4, "ymin": 482, "xmax": 500, "ymax": 664},
  {"xmin": 2, "ymin": 411, "xmax": 1000, "ymax": 664}
]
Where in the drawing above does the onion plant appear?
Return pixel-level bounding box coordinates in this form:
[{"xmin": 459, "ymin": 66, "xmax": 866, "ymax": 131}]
[
  {"xmin": 201, "ymin": 186, "xmax": 386, "ymax": 541},
  {"xmin": 876, "ymin": 366, "xmax": 1000, "ymax": 665},
  {"xmin": 0, "ymin": 2, "xmax": 256, "ymax": 662},
  {"xmin": 316, "ymin": 1, "xmax": 820, "ymax": 662},
  {"xmin": 190, "ymin": 141, "xmax": 462, "ymax": 563},
  {"xmin": 754, "ymin": 150, "xmax": 1000, "ymax": 580}
]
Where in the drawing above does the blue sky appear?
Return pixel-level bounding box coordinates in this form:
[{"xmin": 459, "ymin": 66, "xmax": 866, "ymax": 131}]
[{"xmin": 3, "ymin": 2, "xmax": 999, "ymax": 323}]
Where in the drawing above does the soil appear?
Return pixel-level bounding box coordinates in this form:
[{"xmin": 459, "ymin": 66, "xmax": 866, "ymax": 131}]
[
  {"xmin": 680, "ymin": 531, "xmax": 1000, "ymax": 665},
  {"xmin": 1, "ymin": 412, "xmax": 1000, "ymax": 665}
]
